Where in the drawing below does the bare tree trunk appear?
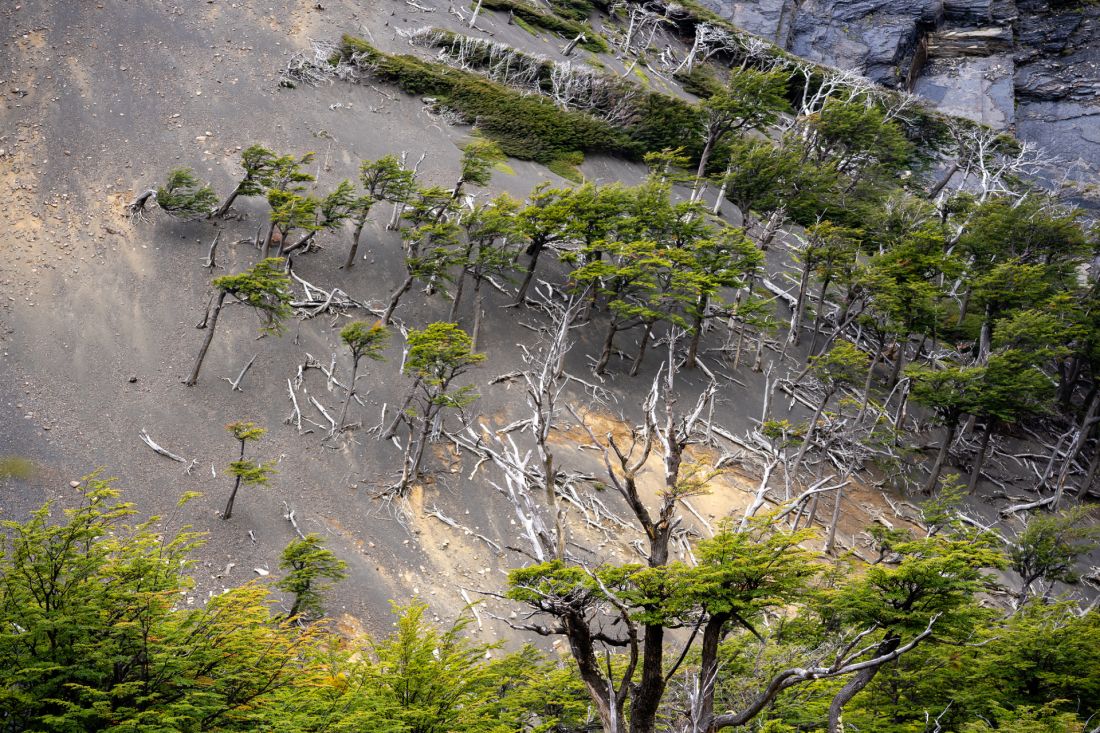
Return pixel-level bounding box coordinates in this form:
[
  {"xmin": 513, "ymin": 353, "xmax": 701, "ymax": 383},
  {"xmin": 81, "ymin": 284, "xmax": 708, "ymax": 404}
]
[
  {"xmin": 596, "ymin": 321, "xmax": 619, "ymax": 375},
  {"xmin": 262, "ymin": 222, "xmax": 278, "ymax": 260},
  {"xmin": 790, "ymin": 391, "xmax": 831, "ymax": 476},
  {"xmin": 692, "ymin": 134, "xmax": 717, "ymax": 203},
  {"xmin": 826, "ymin": 637, "xmax": 900, "ymax": 733},
  {"xmin": 335, "ymin": 358, "xmax": 360, "ymax": 434},
  {"xmin": 514, "ymin": 243, "xmax": 544, "ymax": 306},
  {"xmin": 923, "ymin": 419, "xmax": 958, "ymax": 494},
  {"xmin": 468, "ymin": 0, "xmax": 483, "ymax": 26},
  {"xmin": 630, "ymin": 322, "xmax": 654, "ymax": 377},
  {"xmin": 967, "ymin": 422, "xmax": 993, "ymax": 493},
  {"xmin": 214, "ymin": 182, "xmax": 243, "ymax": 219},
  {"xmin": 448, "ymin": 267, "xmax": 467, "ymax": 323},
  {"xmin": 382, "ymin": 274, "xmax": 415, "ymax": 325},
  {"xmin": 788, "ymin": 264, "xmax": 811, "ymax": 346},
  {"xmin": 185, "ymin": 290, "xmax": 227, "ymax": 386},
  {"xmin": 344, "ymin": 219, "xmax": 367, "ymax": 270},
  {"xmin": 825, "ymin": 484, "xmax": 843, "ymax": 555},
  {"xmin": 222, "ymin": 439, "xmax": 246, "ymax": 520},
  {"xmin": 470, "ymin": 278, "xmax": 485, "ymax": 351}
]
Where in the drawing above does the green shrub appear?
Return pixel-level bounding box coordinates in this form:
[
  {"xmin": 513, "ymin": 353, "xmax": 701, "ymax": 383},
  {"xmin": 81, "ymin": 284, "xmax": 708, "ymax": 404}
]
[
  {"xmin": 547, "ymin": 152, "xmax": 585, "ymax": 182},
  {"xmin": 479, "ymin": 0, "xmax": 609, "ymax": 51},
  {"xmin": 338, "ymin": 36, "xmax": 634, "ymax": 164}
]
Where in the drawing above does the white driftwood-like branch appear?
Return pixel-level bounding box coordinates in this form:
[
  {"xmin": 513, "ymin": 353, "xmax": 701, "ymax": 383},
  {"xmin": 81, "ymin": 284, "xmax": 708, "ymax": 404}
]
[{"xmin": 139, "ymin": 429, "xmax": 187, "ymax": 464}]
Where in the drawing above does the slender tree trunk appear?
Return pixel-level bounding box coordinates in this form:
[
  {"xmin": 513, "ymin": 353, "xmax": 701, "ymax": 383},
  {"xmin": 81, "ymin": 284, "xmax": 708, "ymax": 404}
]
[
  {"xmin": 752, "ymin": 328, "xmax": 766, "ymax": 372},
  {"xmin": 791, "ymin": 390, "xmax": 832, "ymax": 476},
  {"xmin": 471, "ymin": 277, "xmax": 485, "ymax": 351},
  {"xmin": 692, "ymin": 135, "xmax": 717, "ymax": 202},
  {"xmin": 826, "ymin": 636, "xmax": 900, "ymax": 733},
  {"xmin": 789, "ymin": 264, "xmax": 811, "ymax": 346},
  {"xmin": 808, "ymin": 275, "xmax": 832, "ymax": 356},
  {"xmin": 711, "ymin": 162, "xmax": 733, "ymax": 215},
  {"xmin": 855, "ymin": 347, "xmax": 881, "ymax": 425},
  {"xmin": 824, "ymin": 484, "xmax": 844, "ymax": 555},
  {"xmin": 967, "ymin": 422, "xmax": 993, "ymax": 493},
  {"xmin": 335, "ymin": 357, "xmax": 360, "ymax": 434},
  {"xmin": 514, "ymin": 242, "xmax": 544, "ymax": 306},
  {"xmin": 630, "ymin": 322, "xmax": 653, "ymax": 377},
  {"xmin": 692, "ymin": 616, "xmax": 729, "ymax": 733},
  {"xmin": 185, "ymin": 291, "xmax": 227, "ymax": 386},
  {"xmin": 596, "ymin": 321, "xmax": 619, "ymax": 375},
  {"xmin": 888, "ymin": 337, "xmax": 906, "ymax": 389},
  {"xmin": 222, "ymin": 439, "xmax": 246, "ymax": 520},
  {"xmin": 344, "ymin": 219, "xmax": 367, "ymax": 269},
  {"xmin": 956, "ymin": 286, "xmax": 972, "ymax": 326},
  {"xmin": 262, "ymin": 222, "xmax": 277, "ymax": 259},
  {"xmin": 923, "ymin": 419, "xmax": 958, "ymax": 494},
  {"xmin": 448, "ymin": 268, "xmax": 467, "ymax": 323},
  {"xmin": 214, "ymin": 182, "xmax": 243, "ymax": 219},
  {"xmin": 382, "ymin": 274, "xmax": 415, "ymax": 325},
  {"xmin": 409, "ymin": 411, "xmax": 433, "ymax": 484},
  {"xmin": 685, "ymin": 303, "xmax": 705, "ymax": 369},
  {"xmin": 223, "ymin": 476, "xmax": 242, "ymax": 520}
]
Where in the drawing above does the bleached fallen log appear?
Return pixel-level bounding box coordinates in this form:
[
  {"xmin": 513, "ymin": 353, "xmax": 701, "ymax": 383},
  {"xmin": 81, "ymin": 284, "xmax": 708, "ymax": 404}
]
[{"xmin": 139, "ymin": 429, "xmax": 187, "ymax": 464}]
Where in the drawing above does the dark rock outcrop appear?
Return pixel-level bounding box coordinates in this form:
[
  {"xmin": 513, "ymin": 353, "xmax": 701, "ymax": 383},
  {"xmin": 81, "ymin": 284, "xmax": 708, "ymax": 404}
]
[{"xmin": 700, "ymin": 0, "xmax": 1100, "ymax": 172}]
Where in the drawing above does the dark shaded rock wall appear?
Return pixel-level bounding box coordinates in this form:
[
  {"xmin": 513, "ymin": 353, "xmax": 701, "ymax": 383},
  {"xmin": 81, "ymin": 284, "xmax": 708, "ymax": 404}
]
[{"xmin": 700, "ymin": 0, "xmax": 1100, "ymax": 172}]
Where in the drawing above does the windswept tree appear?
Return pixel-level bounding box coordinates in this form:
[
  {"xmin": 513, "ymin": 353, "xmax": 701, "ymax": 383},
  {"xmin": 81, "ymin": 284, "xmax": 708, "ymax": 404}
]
[
  {"xmin": 692, "ymin": 68, "xmax": 789, "ymax": 200},
  {"xmin": 280, "ymin": 179, "xmax": 357, "ymax": 256},
  {"xmin": 513, "ymin": 183, "xmax": 572, "ymax": 306},
  {"xmin": 334, "ymin": 320, "xmax": 389, "ymax": 434},
  {"xmin": 223, "ymin": 421, "xmax": 274, "ymax": 520},
  {"xmin": 260, "ymin": 152, "xmax": 316, "ymax": 257},
  {"xmin": 450, "ymin": 194, "xmax": 522, "ymax": 344},
  {"xmin": 213, "ymin": 143, "xmax": 280, "ymax": 218},
  {"xmin": 382, "ymin": 218, "xmax": 463, "ymax": 325},
  {"xmin": 343, "ymin": 155, "xmax": 417, "ymax": 269},
  {"xmin": 451, "ymin": 138, "xmax": 503, "ymax": 202},
  {"xmin": 907, "ymin": 363, "xmax": 984, "ymax": 493},
  {"xmin": 392, "ymin": 323, "xmax": 484, "ymax": 495},
  {"xmin": 276, "ymin": 534, "xmax": 348, "ymax": 619},
  {"xmin": 129, "ymin": 168, "xmax": 218, "ymax": 221},
  {"xmin": 185, "ymin": 257, "xmax": 292, "ymax": 386},
  {"xmin": 1008, "ymin": 506, "xmax": 1100, "ymax": 606}
]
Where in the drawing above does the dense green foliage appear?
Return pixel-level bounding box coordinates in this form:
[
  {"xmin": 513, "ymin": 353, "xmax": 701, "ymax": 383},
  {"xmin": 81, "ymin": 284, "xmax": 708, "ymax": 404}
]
[{"xmin": 478, "ymin": 0, "xmax": 608, "ymax": 51}]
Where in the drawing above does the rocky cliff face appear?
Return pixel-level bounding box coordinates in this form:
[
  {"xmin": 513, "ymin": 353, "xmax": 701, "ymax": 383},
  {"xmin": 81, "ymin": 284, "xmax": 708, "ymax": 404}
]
[{"xmin": 704, "ymin": 0, "xmax": 1100, "ymax": 176}]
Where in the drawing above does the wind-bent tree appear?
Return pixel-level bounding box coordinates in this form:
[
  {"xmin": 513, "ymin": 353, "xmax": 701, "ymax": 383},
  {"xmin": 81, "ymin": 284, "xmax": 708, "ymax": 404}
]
[
  {"xmin": 1008, "ymin": 506, "xmax": 1100, "ymax": 606},
  {"xmin": 393, "ymin": 323, "xmax": 485, "ymax": 495},
  {"xmin": 280, "ymin": 180, "xmax": 357, "ymax": 256},
  {"xmin": 260, "ymin": 152, "xmax": 316, "ymax": 257},
  {"xmin": 907, "ymin": 363, "xmax": 983, "ymax": 493},
  {"xmin": 213, "ymin": 144, "xmax": 279, "ymax": 218},
  {"xmin": 692, "ymin": 68, "xmax": 789, "ymax": 200},
  {"xmin": 129, "ymin": 168, "xmax": 219, "ymax": 221},
  {"xmin": 343, "ymin": 155, "xmax": 416, "ymax": 269},
  {"xmin": 965, "ymin": 349, "xmax": 1053, "ymax": 493},
  {"xmin": 185, "ymin": 257, "xmax": 292, "ymax": 386},
  {"xmin": 683, "ymin": 226, "xmax": 762, "ymax": 369},
  {"xmin": 513, "ymin": 184, "xmax": 572, "ymax": 306},
  {"xmin": 223, "ymin": 421, "xmax": 274, "ymax": 520},
  {"xmin": 451, "ymin": 138, "xmax": 502, "ymax": 202},
  {"xmin": 382, "ymin": 219, "xmax": 462, "ymax": 325},
  {"xmin": 276, "ymin": 533, "xmax": 348, "ymax": 619},
  {"xmin": 334, "ymin": 320, "xmax": 389, "ymax": 434},
  {"xmin": 450, "ymin": 195, "xmax": 522, "ymax": 344}
]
